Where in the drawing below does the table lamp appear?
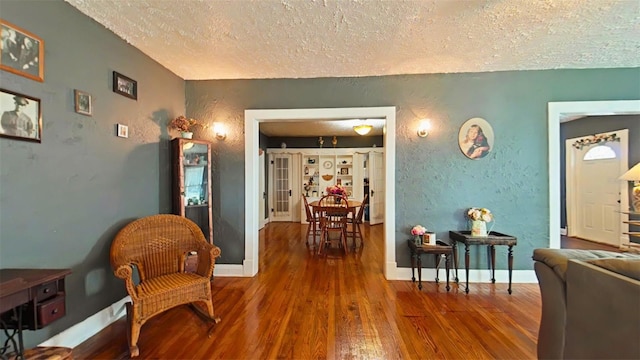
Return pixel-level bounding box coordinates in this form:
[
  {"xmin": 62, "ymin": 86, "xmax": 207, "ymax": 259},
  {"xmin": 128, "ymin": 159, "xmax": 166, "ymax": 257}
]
[{"xmin": 619, "ymin": 162, "xmax": 640, "ymax": 212}]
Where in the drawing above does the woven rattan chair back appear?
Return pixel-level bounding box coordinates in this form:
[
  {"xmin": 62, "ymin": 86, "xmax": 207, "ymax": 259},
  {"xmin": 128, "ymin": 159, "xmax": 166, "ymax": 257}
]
[{"xmin": 110, "ymin": 214, "xmax": 221, "ymax": 357}]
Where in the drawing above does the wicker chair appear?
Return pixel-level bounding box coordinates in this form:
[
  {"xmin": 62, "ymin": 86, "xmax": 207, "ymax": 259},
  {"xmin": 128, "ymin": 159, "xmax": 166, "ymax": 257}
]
[{"xmin": 110, "ymin": 214, "xmax": 221, "ymax": 357}]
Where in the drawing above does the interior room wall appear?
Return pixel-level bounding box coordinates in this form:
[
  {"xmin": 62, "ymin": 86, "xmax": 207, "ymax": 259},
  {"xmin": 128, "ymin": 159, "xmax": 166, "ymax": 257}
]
[
  {"xmin": 187, "ymin": 70, "xmax": 640, "ymax": 267},
  {"xmin": 0, "ymin": 0, "xmax": 185, "ymax": 348},
  {"xmin": 265, "ymin": 135, "xmax": 383, "ymax": 148},
  {"xmin": 560, "ymin": 115, "xmax": 640, "ymax": 235}
]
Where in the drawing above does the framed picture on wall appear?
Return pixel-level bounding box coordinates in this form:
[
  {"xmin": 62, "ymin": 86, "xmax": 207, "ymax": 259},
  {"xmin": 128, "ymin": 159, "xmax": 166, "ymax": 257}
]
[
  {"xmin": 0, "ymin": 19, "xmax": 44, "ymax": 82},
  {"xmin": 74, "ymin": 90, "xmax": 92, "ymax": 116},
  {"xmin": 0, "ymin": 88, "xmax": 42, "ymax": 143},
  {"xmin": 458, "ymin": 117, "xmax": 494, "ymax": 160},
  {"xmin": 112, "ymin": 71, "xmax": 137, "ymax": 100}
]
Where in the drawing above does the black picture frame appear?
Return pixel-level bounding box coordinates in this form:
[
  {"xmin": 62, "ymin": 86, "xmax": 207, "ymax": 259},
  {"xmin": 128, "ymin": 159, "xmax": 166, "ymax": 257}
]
[
  {"xmin": 0, "ymin": 19, "xmax": 44, "ymax": 82},
  {"xmin": 112, "ymin": 71, "xmax": 137, "ymax": 100},
  {"xmin": 0, "ymin": 88, "xmax": 42, "ymax": 143}
]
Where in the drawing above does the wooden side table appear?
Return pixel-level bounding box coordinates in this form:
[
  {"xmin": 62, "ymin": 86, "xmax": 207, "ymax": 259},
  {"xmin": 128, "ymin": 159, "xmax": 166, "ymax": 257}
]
[
  {"xmin": 449, "ymin": 230, "xmax": 517, "ymax": 294},
  {"xmin": 407, "ymin": 239, "xmax": 455, "ymax": 291}
]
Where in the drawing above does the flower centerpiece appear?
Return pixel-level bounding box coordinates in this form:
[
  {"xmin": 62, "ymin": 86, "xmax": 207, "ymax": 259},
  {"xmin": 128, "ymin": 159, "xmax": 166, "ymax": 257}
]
[
  {"xmin": 169, "ymin": 115, "xmax": 204, "ymax": 138},
  {"xmin": 326, "ymin": 184, "xmax": 347, "ymax": 198},
  {"xmin": 467, "ymin": 207, "xmax": 493, "ymax": 236},
  {"xmin": 411, "ymin": 225, "xmax": 427, "ymax": 245}
]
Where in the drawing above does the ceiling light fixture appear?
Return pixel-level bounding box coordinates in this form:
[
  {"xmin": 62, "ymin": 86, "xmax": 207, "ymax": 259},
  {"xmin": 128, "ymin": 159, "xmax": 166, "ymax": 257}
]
[{"xmin": 353, "ymin": 124, "xmax": 373, "ymax": 136}]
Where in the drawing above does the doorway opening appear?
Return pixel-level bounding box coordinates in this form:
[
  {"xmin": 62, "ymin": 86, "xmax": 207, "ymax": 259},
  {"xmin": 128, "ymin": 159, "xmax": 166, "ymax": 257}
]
[
  {"xmin": 245, "ymin": 107, "xmax": 398, "ymax": 278},
  {"xmin": 548, "ymin": 100, "xmax": 640, "ymax": 249}
]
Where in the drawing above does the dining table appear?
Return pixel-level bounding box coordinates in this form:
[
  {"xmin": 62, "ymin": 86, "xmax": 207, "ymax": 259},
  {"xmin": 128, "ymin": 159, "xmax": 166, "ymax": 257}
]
[{"xmin": 308, "ymin": 199, "xmax": 362, "ymax": 245}]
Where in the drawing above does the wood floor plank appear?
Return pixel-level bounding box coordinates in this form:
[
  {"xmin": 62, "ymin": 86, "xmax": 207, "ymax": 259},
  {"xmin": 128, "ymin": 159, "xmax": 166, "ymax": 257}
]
[{"xmin": 73, "ymin": 222, "xmax": 551, "ymax": 359}]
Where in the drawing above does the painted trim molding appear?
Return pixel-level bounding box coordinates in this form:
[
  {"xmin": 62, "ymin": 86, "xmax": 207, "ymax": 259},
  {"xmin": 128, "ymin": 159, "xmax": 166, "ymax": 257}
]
[
  {"xmin": 39, "ymin": 296, "xmax": 130, "ymax": 348},
  {"xmin": 395, "ymin": 268, "xmax": 538, "ymax": 284},
  {"xmin": 547, "ymin": 100, "xmax": 640, "ymax": 249},
  {"xmin": 245, "ymin": 107, "xmax": 398, "ymax": 279}
]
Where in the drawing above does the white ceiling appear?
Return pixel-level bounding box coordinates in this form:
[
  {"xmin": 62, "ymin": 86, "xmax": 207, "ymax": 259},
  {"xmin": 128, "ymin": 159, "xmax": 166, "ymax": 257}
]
[{"xmin": 64, "ymin": 0, "xmax": 639, "ymax": 136}]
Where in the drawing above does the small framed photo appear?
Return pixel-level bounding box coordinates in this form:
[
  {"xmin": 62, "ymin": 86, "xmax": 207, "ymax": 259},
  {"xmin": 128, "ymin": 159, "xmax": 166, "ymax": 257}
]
[
  {"xmin": 0, "ymin": 20, "xmax": 44, "ymax": 82},
  {"xmin": 458, "ymin": 117, "xmax": 494, "ymax": 160},
  {"xmin": 74, "ymin": 90, "xmax": 92, "ymax": 116},
  {"xmin": 112, "ymin": 71, "xmax": 137, "ymax": 100},
  {"xmin": 0, "ymin": 88, "xmax": 41, "ymax": 143},
  {"xmin": 340, "ymin": 168, "xmax": 349, "ymax": 175},
  {"xmin": 117, "ymin": 124, "xmax": 129, "ymax": 138}
]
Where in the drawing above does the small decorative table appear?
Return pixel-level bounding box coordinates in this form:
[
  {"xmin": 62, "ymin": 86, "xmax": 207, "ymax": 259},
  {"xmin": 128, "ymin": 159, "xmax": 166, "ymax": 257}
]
[
  {"xmin": 407, "ymin": 239, "xmax": 455, "ymax": 291},
  {"xmin": 448, "ymin": 230, "xmax": 517, "ymax": 294}
]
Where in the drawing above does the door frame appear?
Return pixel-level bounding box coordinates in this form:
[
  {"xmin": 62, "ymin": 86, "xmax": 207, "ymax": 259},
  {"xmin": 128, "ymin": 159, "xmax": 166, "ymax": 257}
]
[
  {"xmin": 245, "ymin": 107, "xmax": 397, "ymax": 278},
  {"xmin": 565, "ymin": 130, "xmax": 629, "ymax": 245},
  {"xmin": 548, "ymin": 100, "xmax": 640, "ymax": 249}
]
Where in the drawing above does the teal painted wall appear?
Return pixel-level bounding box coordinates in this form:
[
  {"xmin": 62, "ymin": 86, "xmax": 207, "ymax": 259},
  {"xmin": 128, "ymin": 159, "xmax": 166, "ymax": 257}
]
[
  {"xmin": 187, "ymin": 70, "xmax": 640, "ymax": 269},
  {"xmin": 0, "ymin": 0, "xmax": 639, "ymax": 350},
  {"xmin": 0, "ymin": 0, "xmax": 184, "ymax": 348}
]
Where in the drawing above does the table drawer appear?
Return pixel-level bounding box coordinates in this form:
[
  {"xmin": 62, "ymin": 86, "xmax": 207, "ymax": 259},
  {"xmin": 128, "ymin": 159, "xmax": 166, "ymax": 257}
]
[
  {"xmin": 35, "ymin": 281, "xmax": 58, "ymax": 302},
  {"xmin": 37, "ymin": 295, "xmax": 65, "ymax": 327}
]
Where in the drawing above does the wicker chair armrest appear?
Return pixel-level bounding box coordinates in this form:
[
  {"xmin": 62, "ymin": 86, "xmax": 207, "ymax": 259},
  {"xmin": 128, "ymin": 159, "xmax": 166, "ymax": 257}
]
[
  {"xmin": 113, "ymin": 264, "xmax": 138, "ymax": 300},
  {"xmin": 195, "ymin": 242, "xmax": 221, "ymax": 277}
]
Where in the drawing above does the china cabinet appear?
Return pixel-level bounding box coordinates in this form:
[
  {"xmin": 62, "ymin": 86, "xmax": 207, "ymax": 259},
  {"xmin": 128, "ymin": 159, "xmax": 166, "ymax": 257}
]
[{"xmin": 171, "ymin": 138, "xmax": 213, "ymax": 243}]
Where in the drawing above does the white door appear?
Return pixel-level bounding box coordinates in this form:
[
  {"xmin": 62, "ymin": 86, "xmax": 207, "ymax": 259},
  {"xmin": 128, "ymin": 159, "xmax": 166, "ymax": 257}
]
[
  {"xmin": 369, "ymin": 151, "xmax": 385, "ymax": 225},
  {"xmin": 259, "ymin": 151, "xmax": 266, "ymax": 229},
  {"xmin": 269, "ymin": 153, "xmax": 293, "ymax": 222},
  {"xmin": 568, "ymin": 130, "xmax": 627, "ymax": 246}
]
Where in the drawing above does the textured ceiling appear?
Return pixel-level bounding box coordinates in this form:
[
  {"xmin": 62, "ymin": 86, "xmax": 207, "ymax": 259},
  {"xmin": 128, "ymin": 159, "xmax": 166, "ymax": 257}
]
[{"xmin": 65, "ymin": 0, "xmax": 640, "ymax": 81}]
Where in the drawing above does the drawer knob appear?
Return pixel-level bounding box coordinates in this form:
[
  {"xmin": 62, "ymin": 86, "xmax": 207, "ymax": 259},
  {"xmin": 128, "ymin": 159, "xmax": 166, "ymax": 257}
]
[
  {"xmin": 44, "ymin": 288, "xmax": 50, "ymax": 293},
  {"xmin": 52, "ymin": 308, "xmax": 58, "ymax": 314}
]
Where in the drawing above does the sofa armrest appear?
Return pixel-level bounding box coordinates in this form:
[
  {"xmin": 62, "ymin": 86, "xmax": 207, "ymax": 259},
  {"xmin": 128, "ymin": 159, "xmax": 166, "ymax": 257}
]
[
  {"xmin": 534, "ymin": 261, "xmax": 567, "ymax": 360},
  {"xmin": 564, "ymin": 259, "xmax": 640, "ymax": 360}
]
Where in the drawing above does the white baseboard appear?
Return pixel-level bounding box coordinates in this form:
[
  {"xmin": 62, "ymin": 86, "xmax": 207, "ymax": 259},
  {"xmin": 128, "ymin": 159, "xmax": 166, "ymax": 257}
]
[
  {"xmin": 214, "ymin": 264, "xmax": 245, "ymax": 277},
  {"xmin": 395, "ymin": 267, "xmax": 538, "ymax": 283},
  {"xmin": 39, "ymin": 296, "xmax": 130, "ymax": 348},
  {"xmin": 560, "ymin": 227, "xmax": 567, "ymax": 236}
]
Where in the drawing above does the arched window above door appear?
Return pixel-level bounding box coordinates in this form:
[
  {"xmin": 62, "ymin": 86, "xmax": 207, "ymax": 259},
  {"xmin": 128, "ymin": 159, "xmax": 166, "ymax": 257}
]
[{"xmin": 583, "ymin": 145, "xmax": 617, "ymax": 161}]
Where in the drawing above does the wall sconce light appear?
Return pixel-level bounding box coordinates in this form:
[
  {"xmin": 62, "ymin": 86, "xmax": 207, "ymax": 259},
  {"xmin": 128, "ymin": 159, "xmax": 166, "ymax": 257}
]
[
  {"xmin": 417, "ymin": 119, "xmax": 431, "ymax": 138},
  {"xmin": 213, "ymin": 123, "xmax": 227, "ymax": 140}
]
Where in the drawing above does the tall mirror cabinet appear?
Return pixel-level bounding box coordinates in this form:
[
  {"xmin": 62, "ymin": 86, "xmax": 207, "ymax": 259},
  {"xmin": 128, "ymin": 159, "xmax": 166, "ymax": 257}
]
[{"xmin": 171, "ymin": 138, "xmax": 213, "ymax": 243}]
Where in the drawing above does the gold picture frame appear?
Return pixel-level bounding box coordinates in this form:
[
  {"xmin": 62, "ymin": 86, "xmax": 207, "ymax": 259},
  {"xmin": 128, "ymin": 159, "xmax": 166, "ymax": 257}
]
[
  {"xmin": 74, "ymin": 90, "xmax": 92, "ymax": 116},
  {"xmin": 0, "ymin": 19, "xmax": 44, "ymax": 82}
]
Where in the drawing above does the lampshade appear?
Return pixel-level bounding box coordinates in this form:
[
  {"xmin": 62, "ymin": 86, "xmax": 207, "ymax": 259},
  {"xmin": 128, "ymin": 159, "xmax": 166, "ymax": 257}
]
[
  {"xmin": 619, "ymin": 163, "xmax": 640, "ymax": 181},
  {"xmin": 353, "ymin": 124, "xmax": 373, "ymax": 136}
]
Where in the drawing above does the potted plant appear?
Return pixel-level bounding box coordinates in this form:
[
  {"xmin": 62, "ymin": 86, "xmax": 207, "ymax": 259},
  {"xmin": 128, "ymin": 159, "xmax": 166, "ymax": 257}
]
[
  {"xmin": 467, "ymin": 207, "xmax": 494, "ymax": 236},
  {"xmin": 169, "ymin": 115, "xmax": 204, "ymax": 138}
]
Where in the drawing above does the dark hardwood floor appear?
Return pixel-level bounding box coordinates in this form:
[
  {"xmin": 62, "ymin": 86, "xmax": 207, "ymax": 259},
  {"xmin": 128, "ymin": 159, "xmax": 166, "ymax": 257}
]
[
  {"xmin": 561, "ymin": 235, "xmax": 623, "ymax": 252},
  {"xmin": 74, "ymin": 223, "xmax": 548, "ymax": 359}
]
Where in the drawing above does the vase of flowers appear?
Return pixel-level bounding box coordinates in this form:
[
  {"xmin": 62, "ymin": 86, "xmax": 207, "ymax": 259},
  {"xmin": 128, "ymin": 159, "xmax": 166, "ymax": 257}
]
[
  {"xmin": 411, "ymin": 225, "xmax": 427, "ymax": 245},
  {"xmin": 326, "ymin": 184, "xmax": 347, "ymax": 201},
  {"xmin": 169, "ymin": 115, "xmax": 204, "ymax": 138},
  {"xmin": 467, "ymin": 207, "xmax": 494, "ymax": 237}
]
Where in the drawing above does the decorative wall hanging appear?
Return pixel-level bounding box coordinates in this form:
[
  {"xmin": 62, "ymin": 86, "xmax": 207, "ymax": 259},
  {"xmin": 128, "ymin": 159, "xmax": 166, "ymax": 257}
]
[
  {"xmin": 74, "ymin": 90, "xmax": 92, "ymax": 116},
  {"xmin": 571, "ymin": 133, "xmax": 619, "ymax": 150},
  {"xmin": 112, "ymin": 71, "xmax": 137, "ymax": 100},
  {"xmin": 458, "ymin": 117, "xmax": 494, "ymax": 160},
  {"xmin": 0, "ymin": 88, "xmax": 42, "ymax": 143},
  {"xmin": 0, "ymin": 19, "xmax": 44, "ymax": 82}
]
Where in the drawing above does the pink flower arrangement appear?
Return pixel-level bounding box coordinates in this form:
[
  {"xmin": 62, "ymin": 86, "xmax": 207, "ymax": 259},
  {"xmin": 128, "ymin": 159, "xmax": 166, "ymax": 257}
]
[
  {"xmin": 326, "ymin": 184, "xmax": 347, "ymax": 197},
  {"xmin": 411, "ymin": 225, "xmax": 427, "ymax": 236}
]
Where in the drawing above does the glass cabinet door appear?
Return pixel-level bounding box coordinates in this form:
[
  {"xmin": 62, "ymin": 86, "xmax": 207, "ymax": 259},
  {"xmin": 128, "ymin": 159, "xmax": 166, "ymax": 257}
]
[{"xmin": 172, "ymin": 138, "xmax": 213, "ymax": 243}]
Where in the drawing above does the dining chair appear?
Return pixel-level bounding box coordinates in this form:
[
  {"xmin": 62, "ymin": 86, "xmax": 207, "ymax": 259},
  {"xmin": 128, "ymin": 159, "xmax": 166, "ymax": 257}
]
[
  {"xmin": 302, "ymin": 194, "xmax": 320, "ymax": 245},
  {"xmin": 317, "ymin": 194, "xmax": 349, "ymax": 255},
  {"xmin": 347, "ymin": 193, "xmax": 368, "ymax": 248}
]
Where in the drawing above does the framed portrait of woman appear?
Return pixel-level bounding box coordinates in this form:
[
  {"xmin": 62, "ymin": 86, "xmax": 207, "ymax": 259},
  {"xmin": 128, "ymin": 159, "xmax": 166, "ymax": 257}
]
[{"xmin": 458, "ymin": 117, "xmax": 494, "ymax": 160}]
